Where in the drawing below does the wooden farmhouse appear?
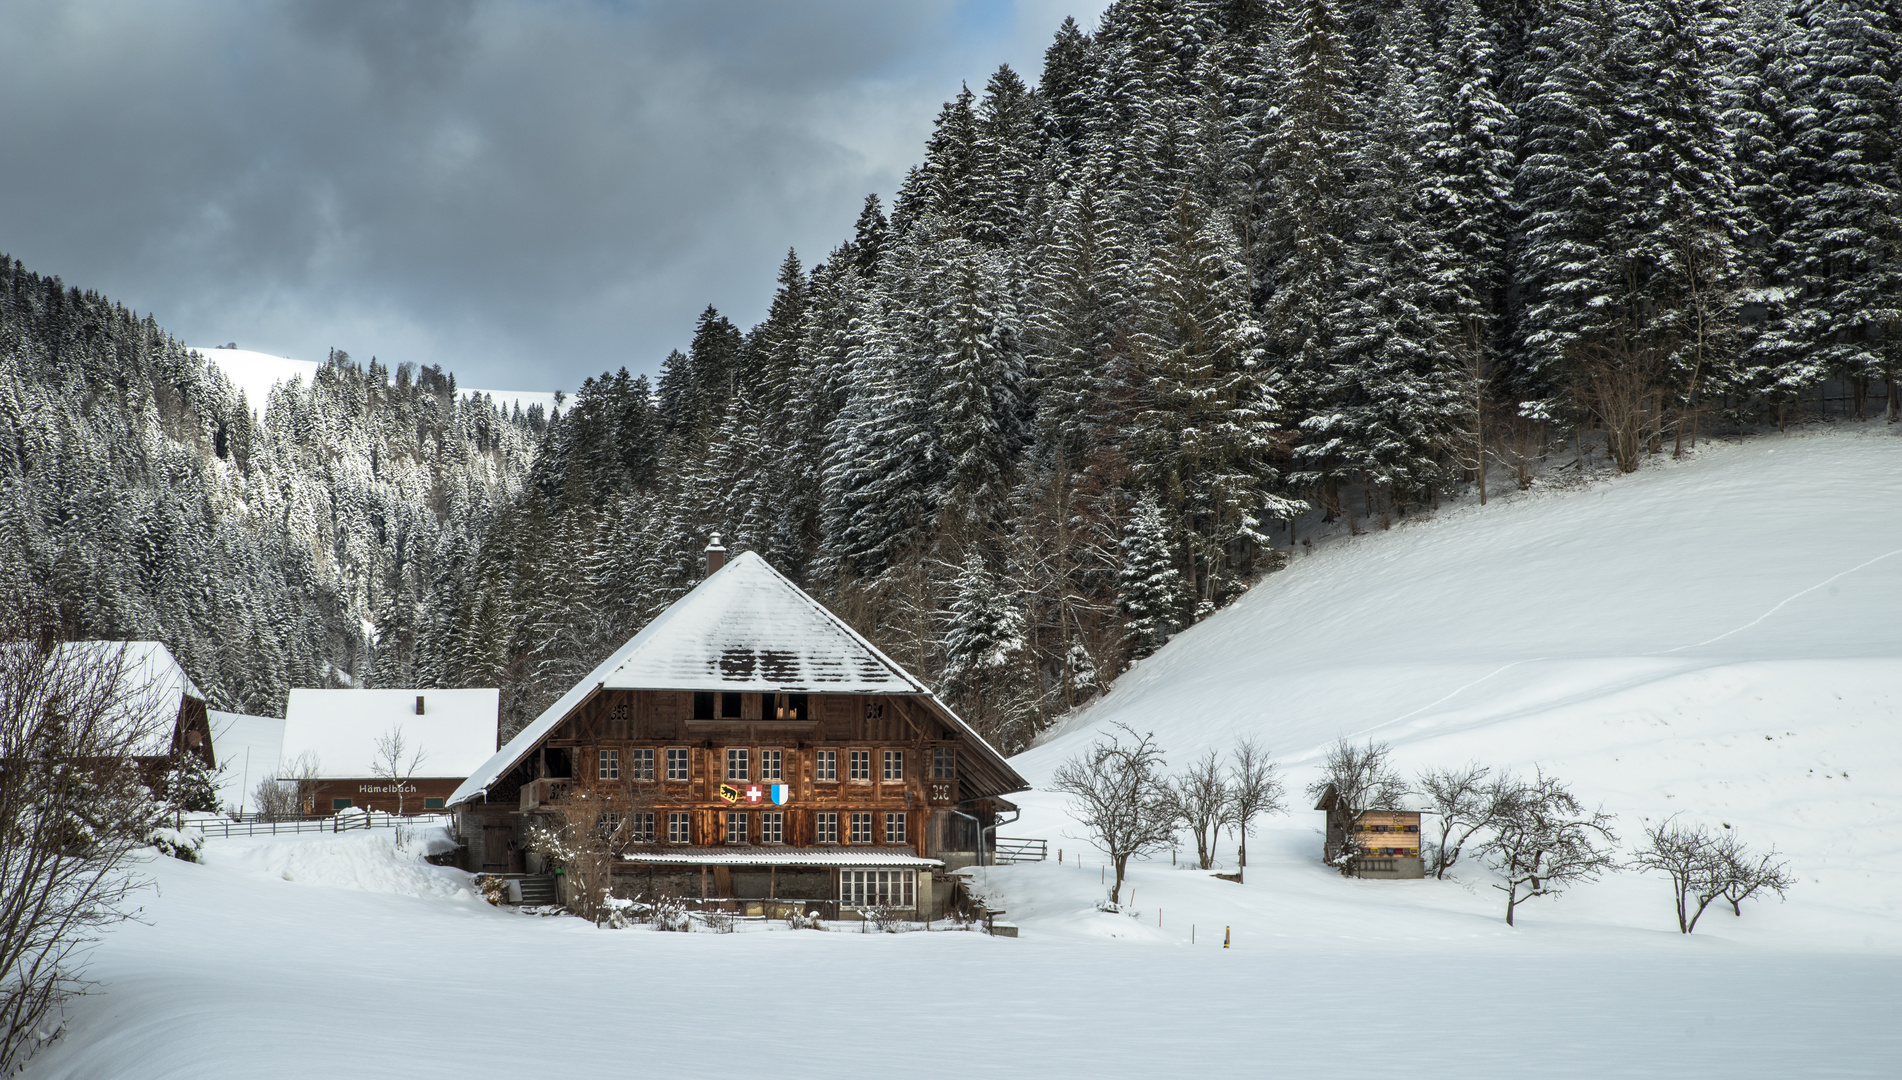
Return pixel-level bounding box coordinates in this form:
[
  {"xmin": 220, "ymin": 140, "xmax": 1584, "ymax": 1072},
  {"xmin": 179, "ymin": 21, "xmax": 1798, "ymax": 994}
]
[
  {"xmin": 446, "ymin": 542, "xmax": 1030, "ymax": 919},
  {"xmin": 1314, "ymin": 783, "xmax": 1425, "ymax": 878},
  {"xmin": 280, "ymin": 688, "xmax": 500, "ymax": 815}
]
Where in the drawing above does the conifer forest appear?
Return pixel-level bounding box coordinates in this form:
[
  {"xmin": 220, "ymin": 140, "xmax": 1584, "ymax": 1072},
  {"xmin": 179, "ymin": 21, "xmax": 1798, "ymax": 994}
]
[{"xmin": 2, "ymin": 0, "xmax": 1896, "ymax": 751}]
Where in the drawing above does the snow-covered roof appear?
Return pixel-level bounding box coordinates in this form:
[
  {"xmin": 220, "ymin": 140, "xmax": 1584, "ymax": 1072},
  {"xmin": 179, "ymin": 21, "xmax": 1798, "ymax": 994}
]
[
  {"xmin": 449, "ymin": 551, "xmax": 1025, "ymax": 808},
  {"xmin": 282, "ymin": 688, "xmax": 499, "ymax": 779},
  {"xmin": 594, "ymin": 551, "xmax": 926, "ymax": 695},
  {"xmin": 53, "ymin": 641, "xmax": 204, "ymax": 757},
  {"xmin": 208, "ymin": 709, "xmax": 287, "ymax": 811},
  {"xmin": 617, "ymin": 847, "xmax": 943, "ymax": 868}
]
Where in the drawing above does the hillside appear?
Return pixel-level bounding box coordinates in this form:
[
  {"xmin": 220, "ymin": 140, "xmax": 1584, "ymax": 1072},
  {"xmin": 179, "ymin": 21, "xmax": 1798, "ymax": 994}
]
[
  {"xmin": 189, "ymin": 346, "xmax": 561, "ymax": 419},
  {"xmin": 1009, "ymin": 426, "xmax": 1902, "ymax": 933}
]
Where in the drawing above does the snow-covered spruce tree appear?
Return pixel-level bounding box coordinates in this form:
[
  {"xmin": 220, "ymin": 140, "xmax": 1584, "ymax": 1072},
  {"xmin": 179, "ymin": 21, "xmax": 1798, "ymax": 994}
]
[
  {"xmin": 1261, "ymin": 0, "xmax": 1357, "ymax": 466},
  {"xmin": 933, "ymin": 247, "xmax": 1021, "ymax": 536},
  {"xmin": 1025, "ymin": 180, "xmax": 1136, "ymax": 467},
  {"xmin": 1782, "ymin": 0, "xmax": 1901, "ymax": 421},
  {"xmin": 940, "ymin": 552, "xmax": 1032, "ymax": 751},
  {"xmin": 1126, "ymin": 187, "xmax": 1283, "ymax": 613},
  {"xmin": 1297, "ymin": 32, "xmax": 1465, "ymax": 521},
  {"xmin": 1118, "ymin": 493, "xmax": 1185, "ymax": 665}
]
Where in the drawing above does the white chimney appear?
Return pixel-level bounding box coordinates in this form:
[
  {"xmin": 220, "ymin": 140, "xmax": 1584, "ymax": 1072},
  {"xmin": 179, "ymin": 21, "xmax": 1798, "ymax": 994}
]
[{"xmin": 705, "ymin": 533, "xmax": 727, "ymax": 575}]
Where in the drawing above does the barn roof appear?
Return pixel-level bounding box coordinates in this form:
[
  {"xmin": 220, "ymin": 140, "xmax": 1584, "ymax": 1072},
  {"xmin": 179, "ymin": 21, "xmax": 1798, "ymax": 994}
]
[
  {"xmin": 54, "ymin": 641, "xmax": 203, "ymax": 757},
  {"xmin": 449, "ymin": 551, "xmax": 1025, "ymax": 808},
  {"xmin": 282, "ymin": 688, "xmax": 499, "ymax": 779},
  {"xmin": 208, "ymin": 709, "xmax": 286, "ymax": 810}
]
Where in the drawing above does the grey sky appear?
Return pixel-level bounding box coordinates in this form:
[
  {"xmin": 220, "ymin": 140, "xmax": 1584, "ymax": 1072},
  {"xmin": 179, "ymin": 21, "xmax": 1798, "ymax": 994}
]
[{"xmin": 0, "ymin": 0, "xmax": 1108, "ymax": 391}]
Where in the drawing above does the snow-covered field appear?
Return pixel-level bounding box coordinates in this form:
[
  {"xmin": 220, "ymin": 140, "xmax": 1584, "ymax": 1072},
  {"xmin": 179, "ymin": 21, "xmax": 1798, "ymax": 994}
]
[{"xmin": 24, "ymin": 427, "xmax": 1902, "ymax": 1079}]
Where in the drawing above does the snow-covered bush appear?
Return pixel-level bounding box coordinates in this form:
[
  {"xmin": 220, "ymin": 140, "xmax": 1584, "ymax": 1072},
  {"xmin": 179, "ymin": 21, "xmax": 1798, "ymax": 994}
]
[
  {"xmin": 146, "ymin": 825, "xmax": 204, "ymax": 863},
  {"xmin": 698, "ymin": 911, "xmax": 735, "ymax": 933},
  {"xmin": 786, "ymin": 909, "xmax": 825, "ymax": 931}
]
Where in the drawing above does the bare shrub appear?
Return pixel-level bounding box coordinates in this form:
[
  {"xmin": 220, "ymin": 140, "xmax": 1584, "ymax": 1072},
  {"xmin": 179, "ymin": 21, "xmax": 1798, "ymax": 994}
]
[
  {"xmin": 1631, "ymin": 817, "xmax": 1795, "ymax": 932},
  {"xmin": 1, "ymin": 637, "xmax": 166, "ymax": 1071},
  {"xmin": 1418, "ymin": 763, "xmax": 1513, "ymax": 878}
]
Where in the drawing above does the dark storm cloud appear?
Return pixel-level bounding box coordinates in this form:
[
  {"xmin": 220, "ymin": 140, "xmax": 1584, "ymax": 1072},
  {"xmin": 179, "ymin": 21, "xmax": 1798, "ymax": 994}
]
[{"xmin": 0, "ymin": 0, "xmax": 1106, "ymax": 390}]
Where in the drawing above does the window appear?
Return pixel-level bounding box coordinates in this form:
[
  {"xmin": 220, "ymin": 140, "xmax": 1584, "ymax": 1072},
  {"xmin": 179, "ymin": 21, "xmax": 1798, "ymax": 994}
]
[
  {"xmin": 628, "ymin": 747, "xmax": 655, "ymax": 781},
  {"xmin": 885, "ymin": 812, "xmax": 907, "ymax": 844},
  {"xmin": 725, "ymin": 811, "xmax": 749, "ymax": 845},
  {"xmin": 760, "ymin": 748, "xmax": 782, "ymax": 781},
  {"xmin": 666, "ymin": 747, "xmax": 690, "ymax": 782},
  {"xmin": 628, "ymin": 812, "xmax": 656, "ymax": 843},
  {"xmin": 883, "ymin": 749, "xmax": 904, "ymax": 782},
  {"xmin": 423, "ymin": 797, "xmax": 445, "ymax": 810},
  {"xmin": 849, "ymin": 811, "xmax": 872, "ymax": 844},
  {"xmin": 721, "ymin": 691, "xmax": 743, "ymax": 719},
  {"xmin": 931, "ymin": 746, "xmax": 956, "ymax": 780},
  {"xmin": 667, "ymin": 811, "xmax": 692, "ymax": 844},
  {"xmin": 598, "ymin": 812, "xmax": 622, "ymax": 840},
  {"xmin": 693, "ymin": 691, "xmax": 715, "ymax": 719},
  {"xmin": 815, "ymin": 749, "xmax": 837, "ymax": 782},
  {"xmin": 848, "ymin": 750, "xmax": 871, "ymax": 782},
  {"xmin": 761, "ymin": 812, "xmax": 784, "ymax": 844},
  {"xmin": 726, "ymin": 747, "xmax": 749, "ymax": 781},
  {"xmin": 815, "ymin": 811, "xmax": 839, "ymax": 844},
  {"xmin": 598, "ymin": 748, "xmax": 619, "ymax": 780},
  {"xmin": 769, "ymin": 693, "xmax": 810, "ymax": 721},
  {"xmin": 840, "ymin": 869, "xmax": 914, "ymax": 908},
  {"xmin": 332, "ymin": 798, "xmax": 352, "ymax": 810}
]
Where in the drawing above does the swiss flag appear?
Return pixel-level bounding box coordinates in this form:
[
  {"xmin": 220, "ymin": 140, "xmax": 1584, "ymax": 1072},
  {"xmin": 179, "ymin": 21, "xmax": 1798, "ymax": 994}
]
[{"xmin": 745, "ymin": 784, "xmax": 764, "ymax": 804}]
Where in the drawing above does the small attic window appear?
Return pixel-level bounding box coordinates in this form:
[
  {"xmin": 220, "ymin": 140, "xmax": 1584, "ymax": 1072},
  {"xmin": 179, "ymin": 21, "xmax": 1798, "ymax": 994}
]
[
  {"xmin": 693, "ymin": 692, "xmax": 715, "ymax": 720},
  {"xmin": 720, "ymin": 692, "xmax": 743, "ymax": 719}
]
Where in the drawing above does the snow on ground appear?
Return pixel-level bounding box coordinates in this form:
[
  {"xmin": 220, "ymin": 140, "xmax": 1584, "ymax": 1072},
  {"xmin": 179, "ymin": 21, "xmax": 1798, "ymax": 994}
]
[
  {"xmin": 21, "ymin": 427, "xmax": 1902, "ymax": 1079},
  {"xmin": 190, "ymin": 346, "xmax": 560, "ymax": 418}
]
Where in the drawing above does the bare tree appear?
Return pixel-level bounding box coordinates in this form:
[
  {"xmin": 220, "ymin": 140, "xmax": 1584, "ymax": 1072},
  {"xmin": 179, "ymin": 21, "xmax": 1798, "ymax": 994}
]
[
  {"xmin": 1418, "ymin": 763, "xmax": 1510, "ymax": 879},
  {"xmin": 525, "ymin": 784, "xmax": 616, "ymax": 922},
  {"xmin": 0, "ymin": 637, "xmax": 163, "ymax": 1071},
  {"xmin": 1049, "ymin": 724, "xmax": 1176, "ymax": 906},
  {"xmin": 1226, "ymin": 738, "xmax": 1284, "ymax": 883},
  {"xmin": 370, "ymin": 725, "xmax": 427, "ymax": 815},
  {"xmin": 1631, "ymin": 818, "xmax": 1795, "ymax": 932},
  {"xmin": 1630, "ymin": 816, "xmax": 1726, "ymax": 933},
  {"xmin": 1714, "ymin": 830, "xmax": 1795, "ymax": 918},
  {"xmin": 1306, "ymin": 739, "xmax": 1407, "ymax": 873},
  {"xmin": 1164, "ymin": 749, "xmax": 1232, "ymax": 870},
  {"xmin": 1479, "ymin": 770, "xmax": 1617, "ymax": 925}
]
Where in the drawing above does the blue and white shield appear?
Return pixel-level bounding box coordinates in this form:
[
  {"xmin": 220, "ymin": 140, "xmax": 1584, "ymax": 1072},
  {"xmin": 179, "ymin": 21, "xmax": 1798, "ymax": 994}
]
[{"xmin": 771, "ymin": 784, "xmax": 791, "ymax": 805}]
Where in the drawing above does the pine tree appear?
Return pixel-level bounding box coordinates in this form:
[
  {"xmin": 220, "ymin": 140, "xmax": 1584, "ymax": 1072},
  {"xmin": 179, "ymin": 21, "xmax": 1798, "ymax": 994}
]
[{"xmin": 1118, "ymin": 494, "xmax": 1185, "ymax": 664}]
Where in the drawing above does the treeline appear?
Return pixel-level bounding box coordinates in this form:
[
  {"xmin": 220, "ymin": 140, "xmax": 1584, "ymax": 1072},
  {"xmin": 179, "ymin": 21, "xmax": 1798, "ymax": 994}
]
[
  {"xmin": 432, "ymin": 0, "xmax": 1899, "ymax": 749},
  {"xmin": 0, "ymin": 257, "xmax": 541, "ymax": 715},
  {"xmin": 5, "ymin": 0, "xmax": 1894, "ymax": 747}
]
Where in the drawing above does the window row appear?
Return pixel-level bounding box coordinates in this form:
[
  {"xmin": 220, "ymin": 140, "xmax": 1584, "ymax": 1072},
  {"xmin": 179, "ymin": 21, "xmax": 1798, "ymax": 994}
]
[
  {"xmin": 596, "ymin": 810, "xmax": 912, "ymax": 847},
  {"xmin": 692, "ymin": 691, "xmax": 811, "ymax": 721},
  {"xmin": 590, "ymin": 746, "xmax": 954, "ymax": 783}
]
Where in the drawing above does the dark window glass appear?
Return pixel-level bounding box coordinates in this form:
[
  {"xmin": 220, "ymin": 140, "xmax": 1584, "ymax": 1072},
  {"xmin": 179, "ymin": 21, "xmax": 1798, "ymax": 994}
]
[
  {"xmin": 721, "ymin": 691, "xmax": 743, "ymax": 718},
  {"xmin": 693, "ymin": 692, "xmax": 715, "ymax": 719}
]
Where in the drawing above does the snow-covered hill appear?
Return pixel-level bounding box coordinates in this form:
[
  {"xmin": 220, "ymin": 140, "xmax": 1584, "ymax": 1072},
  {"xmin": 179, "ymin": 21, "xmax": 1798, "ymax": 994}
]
[
  {"xmin": 191, "ymin": 345, "xmax": 561, "ymax": 418},
  {"xmin": 1011, "ymin": 426, "xmax": 1902, "ymax": 932}
]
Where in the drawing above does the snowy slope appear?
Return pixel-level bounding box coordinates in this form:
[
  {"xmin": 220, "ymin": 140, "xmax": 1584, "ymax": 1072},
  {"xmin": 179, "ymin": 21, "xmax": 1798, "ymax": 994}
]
[
  {"xmin": 1013, "ymin": 426, "xmax": 1902, "ymax": 929},
  {"xmin": 191, "ymin": 346, "xmax": 561, "ymax": 417}
]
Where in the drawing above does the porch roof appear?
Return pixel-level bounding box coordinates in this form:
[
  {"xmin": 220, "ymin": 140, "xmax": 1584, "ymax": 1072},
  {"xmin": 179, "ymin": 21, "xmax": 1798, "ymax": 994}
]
[{"xmin": 616, "ymin": 847, "xmax": 942, "ymax": 869}]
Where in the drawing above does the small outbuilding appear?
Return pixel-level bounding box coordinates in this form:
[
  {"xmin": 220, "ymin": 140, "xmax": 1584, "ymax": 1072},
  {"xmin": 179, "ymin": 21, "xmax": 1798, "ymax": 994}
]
[
  {"xmin": 1314, "ymin": 783, "xmax": 1425, "ymax": 879},
  {"xmin": 281, "ymin": 688, "xmax": 499, "ymax": 815}
]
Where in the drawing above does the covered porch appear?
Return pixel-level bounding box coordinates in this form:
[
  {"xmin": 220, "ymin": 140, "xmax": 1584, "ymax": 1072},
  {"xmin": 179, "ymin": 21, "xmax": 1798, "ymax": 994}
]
[{"xmin": 614, "ymin": 847, "xmax": 947, "ymax": 920}]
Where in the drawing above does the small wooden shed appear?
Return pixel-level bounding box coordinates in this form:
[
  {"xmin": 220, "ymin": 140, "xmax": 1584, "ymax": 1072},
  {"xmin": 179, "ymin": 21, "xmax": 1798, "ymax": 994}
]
[{"xmin": 1314, "ymin": 783, "xmax": 1425, "ymax": 879}]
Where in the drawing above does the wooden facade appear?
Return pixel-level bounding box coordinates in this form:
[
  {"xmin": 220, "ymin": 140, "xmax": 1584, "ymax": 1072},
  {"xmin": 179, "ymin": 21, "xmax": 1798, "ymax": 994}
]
[
  {"xmin": 449, "ymin": 546, "xmax": 1029, "ymax": 916},
  {"xmin": 1315, "ymin": 784, "xmax": 1425, "ymax": 879}
]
